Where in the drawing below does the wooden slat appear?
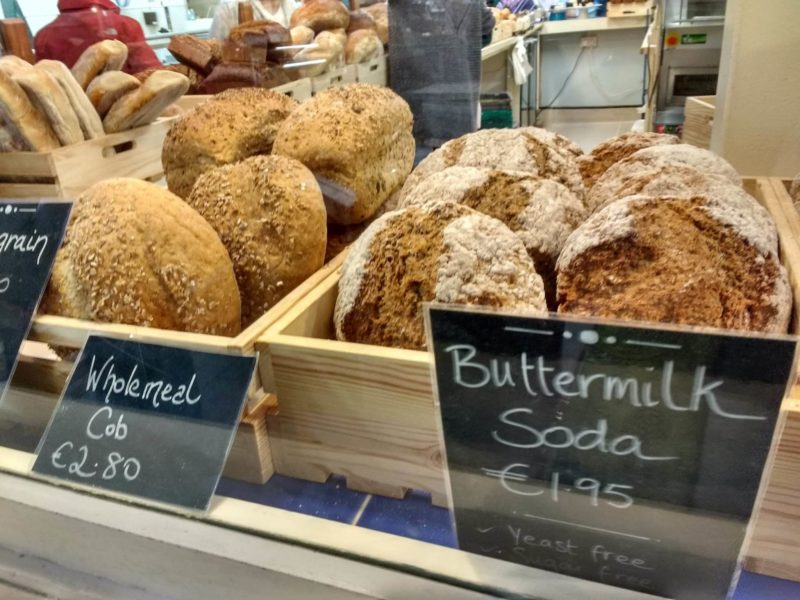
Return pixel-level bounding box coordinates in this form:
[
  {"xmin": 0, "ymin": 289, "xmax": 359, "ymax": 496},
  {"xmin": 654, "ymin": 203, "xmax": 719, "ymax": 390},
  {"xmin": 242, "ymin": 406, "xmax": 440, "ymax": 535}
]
[{"xmin": 0, "ymin": 152, "xmax": 56, "ymax": 178}]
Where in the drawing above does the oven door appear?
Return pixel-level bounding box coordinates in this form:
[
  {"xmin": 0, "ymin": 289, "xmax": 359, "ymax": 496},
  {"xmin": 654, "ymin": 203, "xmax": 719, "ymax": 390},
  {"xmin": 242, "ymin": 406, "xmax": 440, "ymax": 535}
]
[{"xmin": 665, "ymin": 66, "xmax": 719, "ymax": 107}]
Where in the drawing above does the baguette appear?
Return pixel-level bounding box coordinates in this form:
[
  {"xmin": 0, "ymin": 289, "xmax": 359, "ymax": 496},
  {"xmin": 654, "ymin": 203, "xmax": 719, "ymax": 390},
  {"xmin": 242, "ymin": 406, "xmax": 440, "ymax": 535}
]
[
  {"xmin": 35, "ymin": 60, "xmax": 104, "ymax": 139},
  {"xmin": 103, "ymin": 70, "xmax": 189, "ymax": 133},
  {"xmin": 87, "ymin": 71, "xmax": 141, "ymax": 118},
  {"xmin": 0, "ymin": 71, "xmax": 60, "ymax": 151},
  {"xmin": 71, "ymin": 40, "xmax": 128, "ymax": 89},
  {"xmin": 15, "ymin": 69, "xmax": 83, "ymax": 145}
]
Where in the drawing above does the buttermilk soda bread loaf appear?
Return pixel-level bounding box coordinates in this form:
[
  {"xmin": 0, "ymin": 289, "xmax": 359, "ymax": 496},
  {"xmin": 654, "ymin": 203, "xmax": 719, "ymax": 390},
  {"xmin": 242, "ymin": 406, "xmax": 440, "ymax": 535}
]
[
  {"xmin": 163, "ymin": 88, "xmax": 298, "ymax": 198},
  {"xmin": 186, "ymin": 155, "xmax": 327, "ymax": 327},
  {"xmin": 399, "ymin": 127, "xmax": 586, "ymax": 205},
  {"xmin": 625, "ymin": 144, "xmax": 742, "ymax": 186},
  {"xmin": 556, "ymin": 193, "xmax": 791, "ymax": 334},
  {"xmin": 272, "ymin": 83, "xmax": 415, "ymax": 225},
  {"xmin": 334, "ymin": 202, "xmax": 547, "ymax": 350},
  {"xmin": 400, "ymin": 166, "xmax": 585, "ymax": 308},
  {"xmin": 577, "ymin": 132, "xmax": 679, "ymax": 189},
  {"xmin": 41, "ymin": 179, "xmax": 241, "ymax": 336}
]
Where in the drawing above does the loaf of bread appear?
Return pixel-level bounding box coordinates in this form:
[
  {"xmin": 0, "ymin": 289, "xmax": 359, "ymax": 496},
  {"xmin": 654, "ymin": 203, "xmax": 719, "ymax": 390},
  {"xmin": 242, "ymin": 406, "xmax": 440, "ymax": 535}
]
[
  {"xmin": 347, "ymin": 10, "xmax": 377, "ymax": 34},
  {"xmin": 103, "ymin": 70, "xmax": 189, "ymax": 133},
  {"xmin": 0, "ymin": 55, "xmax": 32, "ymax": 78},
  {"xmin": 168, "ymin": 35, "xmax": 221, "ymax": 75},
  {"xmin": 163, "ymin": 87, "xmax": 297, "ymax": 198},
  {"xmin": 135, "ymin": 64, "xmax": 204, "ymax": 94},
  {"xmin": 345, "ymin": 29, "xmax": 383, "ymax": 64},
  {"xmin": 71, "ymin": 40, "xmax": 128, "ymax": 89},
  {"xmin": 293, "ymin": 30, "xmax": 345, "ymax": 76},
  {"xmin": 41, "ymin": 178, "xmax": 241, "ymax": 336},
  {"xmin": 626, "ymin": 144, "xmax": 742, "ymax": 186},
  {"xmin": 587, "ymin": 156, "xmax": 740, "ymax": 215},
  {"xmin": 363, "ymin": 2, "xmax": 388, "ymax": 45},
  {"xmin": 230, "ymin": 19, "xmax": 293, "ymax": 63},
  {"xmin": 335, "ymin": 202, "xmax": 547, "ymax": 350},
  {"xmin": 557, "ymin": 193, "xmax": 790, "ymax": 333},
  {"xmin": 0, "ymin": 125, "xmax": 27, "ymax": 151},
  {"xmin": 290, "ymin": 25, "xmax": 315, "ymax": 45},
  {"xmin": 273, "ymin": 83, "xmax": 414, "ymax": 225},
  {"xmin": 325, "ymin": 189, "xmax": 400, "ymax": 262},
  {"xmin": 87, "ymin": 71, "xmax": 141, "ymax": 118},
  {"xmin": 291, "ymin": 0, "xmax": 350, "ymax": 33},
  {"xmin": 35, "ymin": 60, "xmax": 104, "ymax": 139},
  {"xmin": 186, "ymin": 155, "xmax": 327, "ymax": 327},
  {"xmin": 0, "ymin": 71, "xmax": 60, "ymax": 151},
  {"xmin": 578, "ymin": 132, "xmax": 679, "ymax": 189},
  {"xmin": 15, "ymin": 69, "xmax": 84, "ymax": 146},
  {"xmin": 400, "ymin": 128, "xmax": 586, "ymax": 205},
  {"xmin": 401, "ymin": 166, "xmax": 585, "ymax": 308},
  {"xmin": 195, "ymin": 61, "xmax": 289, "ymax": 94}
]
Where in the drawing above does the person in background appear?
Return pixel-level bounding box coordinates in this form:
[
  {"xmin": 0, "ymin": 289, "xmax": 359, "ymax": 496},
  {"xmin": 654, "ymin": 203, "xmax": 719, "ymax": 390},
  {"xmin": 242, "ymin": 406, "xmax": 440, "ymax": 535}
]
[
  {"xmin": 210, "ymin": 0, "xmax": 300, "ymax": 39},
  {"xmin": 34, "ymin": 0, "xmax": 161, "ymax": 73}
]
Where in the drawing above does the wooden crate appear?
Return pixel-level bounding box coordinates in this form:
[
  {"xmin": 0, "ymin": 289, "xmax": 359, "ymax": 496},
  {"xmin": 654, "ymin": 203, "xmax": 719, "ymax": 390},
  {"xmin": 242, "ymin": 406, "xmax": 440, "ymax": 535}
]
[
  {"xmin": 273, "ymin": 78, "xmax": 313, "ymax": 102},
  {"xmin": 6, "ymin": 251, "xmax": 348, "ymax": 485},
  {"xmin": 683, "ymin": 95, "xmax": 716, "ymax": 149},
  {"xmin": 311, "ymin": 65, "xmax": 358, "ymax": 95},
  {"xmin": 258, "ymin": 179, "xmax": 800, "ymax": 552},
  {"xmin": 0, "ymin": 119, "xmax": 175, "ymax": 199},
  {"xmin": 355, "ymin": 56, "xmax": 387, "ymax": 87}
]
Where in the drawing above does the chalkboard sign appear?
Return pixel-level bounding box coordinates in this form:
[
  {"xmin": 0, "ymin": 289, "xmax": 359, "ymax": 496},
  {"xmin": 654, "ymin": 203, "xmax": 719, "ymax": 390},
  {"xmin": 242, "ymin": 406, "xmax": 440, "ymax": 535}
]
[
  {"xmin": 0, "ymin": 200, "xmax": 70, "ymax": 404},
  {"xmin": 428, "ymin": 307, "xmax": 797, "ymax": 600},
  {"xmin": 33, "ymin": 336, "xmax": 257, "ymax": 511}
]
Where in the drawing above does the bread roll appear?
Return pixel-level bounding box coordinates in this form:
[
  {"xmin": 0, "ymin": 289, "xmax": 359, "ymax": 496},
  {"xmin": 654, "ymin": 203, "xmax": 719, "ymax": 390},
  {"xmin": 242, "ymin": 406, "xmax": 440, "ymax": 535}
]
[
  {"xmin": 186, "ymin": 155, "xmax": 327, "ymax": 326},
  {"xmin": 71, "ymin": 40, "xmax": 128, "ymax": 89},
  {"xmin": 627, "ymin": 144, "xmax": 742, "ymax": 186},
  {"xmin": 401, "ymin": 166, "xmax": 586, "ymax": 308},
  {"xmin": 345, "ymin": 29, "xmax": 383, "ymax": 64},
  {"xmin": 14, "ymin": 69, "xmax": 83, "ymax": 146},
  {"xmin": 87, "ymin": 71, "xmax": 141, "ymax": 118},
  {"xmin": 35, "ymin": 60, "xmax": 104, "ymax": 139},
  {"xmin": 400, "ymin": 128, "xmax": 586, "ymax": 205},
  {"xmin": 334, "ymin": 202, "xmax": 547, "ymax": 350},
  {"xmin": 41, "ymin": 178, "xmax": 241, "ymax": 336},
  {"xmin": 291, "ymin": 25, "xmax": 315, "ymax": 45},
  {"xmin": 557, "ymin": 193, "xmax": 790, "ymax": 334},
  {"xmin": 273, "ymin": 83, "xmax": 414, "ymax": 225},
  {"xmin": 577, "ymin": 132, "xmax": 679, "ymax": 189},
  {"xmin": 363, "ymin": 3, "xmax": 388, "ymax": 45},
  {"xmin": 103, "ymin": 70, "xmax": 189, "ymax": 133},
  {"xmin": 347, "ymin": 10, "xmax": 377, "ymax": 34},
  {"xmin": 163, "ymin": 87, "xmax": 297, "ymax": 198},
  {"xmin": 0, "ymin": 71, "xmax": 60, "ymax": 151},
  {"xmin": 291, "ymin": 0, "xmax": 350, "ymax": 33}
]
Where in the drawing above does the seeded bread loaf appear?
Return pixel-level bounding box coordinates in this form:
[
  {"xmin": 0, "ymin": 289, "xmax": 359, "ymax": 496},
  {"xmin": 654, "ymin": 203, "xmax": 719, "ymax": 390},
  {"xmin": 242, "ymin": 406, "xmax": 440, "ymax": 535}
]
[
  {"xmin": 334, "ymin": 202, "xmax": 547, "ymax": 350},
  {"xmin": 577, "ymin": 132, "xmax": 679, "ymax": 189},
  {"xmin": 186, "ymin": 155, "xmax": 327, "ymax": 327},
  {"xmin": 273, "ymin": 83, "xmax": 414, "ymax": 225},
  {"xmin": 399, "ymin": 128, "xmax": 586, "ymax": 205},
  {"xmin": 627, "ymin": 144, "xmax": 741, "ymax": 186},
  {"xmin": 41, "ymin": 178, "xmax": 241, "ymax": 336},
  {"xmin": 557, "ymin": 193, "xmax": 790, "ymax": 333},
  {"xmin": 163, "ymin": 87, "xmax": 297, "ymax": 198},
  {"xmin": 400, "ymin": 166, "xmax": 585, "ymax": 308}
]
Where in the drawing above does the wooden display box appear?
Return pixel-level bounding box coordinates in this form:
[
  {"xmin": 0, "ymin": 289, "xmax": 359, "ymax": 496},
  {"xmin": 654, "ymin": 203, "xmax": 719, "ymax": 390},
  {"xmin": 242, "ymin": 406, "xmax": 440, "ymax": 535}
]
[
  {"xmin": 683, "ymin": 95, "xmax": 716, "ymax": 149},
  {"xmin": 0, "ymin": 118, "xmax": 174, "ymax": 199},
  {"xmin": 273, "ymin": 78, "xmax": 314, "ymax": 102},
  {"xmin": 355, "ymin": 56, "xmax": 387, "ymax": 87},
  {"xmin": 258, "ymin": 178, "xmax": 800, "ymax": 579},
  {"xmin": 5, "ymin": 251, "xmax": 347, "ymax": 485},
  {"xmin": 311, "ymin": 65, "xmax": 357, "ymax": 95}
]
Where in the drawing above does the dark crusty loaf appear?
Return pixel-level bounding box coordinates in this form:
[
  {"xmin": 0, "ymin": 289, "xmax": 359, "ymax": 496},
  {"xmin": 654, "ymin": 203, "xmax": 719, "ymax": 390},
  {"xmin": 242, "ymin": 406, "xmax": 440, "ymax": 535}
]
[
  {"xmin": 186, "ymin": 155, "xmax": 327, "ymax": 327},
  {"xmin": 577, "ymin": 132, "xmax": 679, "ymax": 189},
  {"xmin": 557, "ymin": 193, "xmax": 790, "ymax": 334},
  {"xmin": 273, "ymin": 83, "xmax": 414, "ymax": 225},
  {"xmin": 400, "ymin": 166, "xmax": 585, "ymax": 309},
  {"xmin": 334, "ymin": 202, "xmax": 547, "ymax": 350},
  {"xmin": 399, "ymin": 127, "xmax": 586, "ymax": 206},
  {"xmin": 163, "ymin": 87, "xmax": 297, "ymax": 198},
  {"xmin": 41, "ymin": 178, "xmax": 241, "ymax": 336}
]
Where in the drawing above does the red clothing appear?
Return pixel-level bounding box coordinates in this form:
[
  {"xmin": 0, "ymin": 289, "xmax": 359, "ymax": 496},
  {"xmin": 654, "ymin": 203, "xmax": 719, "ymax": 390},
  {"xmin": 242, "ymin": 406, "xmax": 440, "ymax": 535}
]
[{"xmin": 34, "ymin": 0, "xmax": 161, "ymax": 74}]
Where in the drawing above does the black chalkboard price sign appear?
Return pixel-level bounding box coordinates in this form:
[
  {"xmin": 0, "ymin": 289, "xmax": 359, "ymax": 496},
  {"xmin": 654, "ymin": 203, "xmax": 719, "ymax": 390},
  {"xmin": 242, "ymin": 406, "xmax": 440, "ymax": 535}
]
[
  {"xmin": 33, "ymin": 336, "xmax": 257, "ymax": 511},
  {"xmin": 0, "ymin": 200, "xmax": 70, "ymax": 404},
  {"xmin": 427, "ymin": 306, "xmax": 797, "ymax": 600}
]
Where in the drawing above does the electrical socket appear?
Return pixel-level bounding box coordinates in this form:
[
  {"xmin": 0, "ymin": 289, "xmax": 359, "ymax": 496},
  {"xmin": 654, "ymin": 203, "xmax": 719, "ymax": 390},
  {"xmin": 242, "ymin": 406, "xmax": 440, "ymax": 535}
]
[{"xmin": 581, "ymin": 35, "xmax": 598, "ymax": 48}]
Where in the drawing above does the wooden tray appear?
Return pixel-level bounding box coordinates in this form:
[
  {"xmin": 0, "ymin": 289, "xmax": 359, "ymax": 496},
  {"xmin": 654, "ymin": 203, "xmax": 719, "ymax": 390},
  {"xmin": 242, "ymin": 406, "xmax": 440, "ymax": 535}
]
[
  {"xmin": 258, "ymin": 179, "xmax": 800, "ymax": 575},
  {"xmin": 273, "ymin": 78, "xmax": 313, "ymax": 102},
  {"xmin": 683, "ymin": 95, "xmax": 715, "ymax": 149},
  {"xmin": 6, "ymin": 251, "xmax": 348, "ymax": 485},
  {"xmin": 0, "ymin": 119, "xmax": 175, "ymax": 199},
  {"xmin": 355, "ymin": 56, "xmax": 387, "ymax": 87},
  {"xmin": 311, "ymin": 65, "xmax": 358, "ymax": 95}
]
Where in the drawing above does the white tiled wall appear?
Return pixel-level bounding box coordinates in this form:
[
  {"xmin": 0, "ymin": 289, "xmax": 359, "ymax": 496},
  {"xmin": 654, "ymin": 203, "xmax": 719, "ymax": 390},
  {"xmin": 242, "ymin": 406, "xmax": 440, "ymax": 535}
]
[{"xmin": 18, "ymin": 0, "xmax": 60, "ymax": 35}]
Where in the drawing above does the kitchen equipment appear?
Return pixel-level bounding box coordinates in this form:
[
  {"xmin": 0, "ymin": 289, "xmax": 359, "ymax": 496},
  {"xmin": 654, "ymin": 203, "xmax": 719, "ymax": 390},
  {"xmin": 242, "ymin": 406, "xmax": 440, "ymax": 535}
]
[{"xmin": 120, "ymin": 0, "xmax": 189, "ymax": 38}]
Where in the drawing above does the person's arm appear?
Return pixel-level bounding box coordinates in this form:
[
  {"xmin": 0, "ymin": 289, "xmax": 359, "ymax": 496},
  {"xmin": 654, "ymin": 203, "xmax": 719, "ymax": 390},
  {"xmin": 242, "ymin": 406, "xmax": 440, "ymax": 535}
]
[
  {"xmin": 209, "ymin": 2, "xmax": 238, "ymax": 40},
  {"xmin": 120, "ymin": 17, "xmax": 162, "ymax": 73},
  {"xmin": 481, "ymin": 5, "xmax": 496, "ymax": 47}
]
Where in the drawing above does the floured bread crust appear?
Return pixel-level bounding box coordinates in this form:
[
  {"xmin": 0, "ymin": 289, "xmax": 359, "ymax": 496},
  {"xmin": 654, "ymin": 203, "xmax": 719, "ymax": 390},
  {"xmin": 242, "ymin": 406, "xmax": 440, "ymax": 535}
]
[
  {"xmin": 578, "ymin": 132, "xmax": 679, "ymax": 189},
  {"xmin": 398, "ymin": 127, "xmax": 586, "ymax": 205},
  {"xmin": 400, "ymin": 166, "xmax": 586, "ymax": 308},
  {"xmin": 627, "ymin": 144, "xmax": 742, "ymax": 186},
  {"xmin": 557, "ymin": 194, "xmax": 790, "ymax": 334},
  {"xmin": 335, "ymin": 202, "xmax": 546, "ymax": 350},
  {"xmin": 790, "ymin": 174, "xmax": 800, "ymax": 207},
  {"xmin": 41, "ymin": 178, "xmax": 241, "ymax": 336}
]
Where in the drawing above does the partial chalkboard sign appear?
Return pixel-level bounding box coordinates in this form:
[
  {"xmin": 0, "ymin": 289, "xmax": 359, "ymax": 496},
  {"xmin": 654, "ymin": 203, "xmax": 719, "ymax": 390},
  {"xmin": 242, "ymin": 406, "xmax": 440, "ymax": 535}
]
[
  {"xmin": 428, "ymin": 307, "xmax": 797, "ymax": 600},
  {"xmin": 33, "ymin": 336, "xmax": 256, "ymax": 511},
  {"xmin": 0, "ymin": 200, "xmax": 70, "ymax": 404}
]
